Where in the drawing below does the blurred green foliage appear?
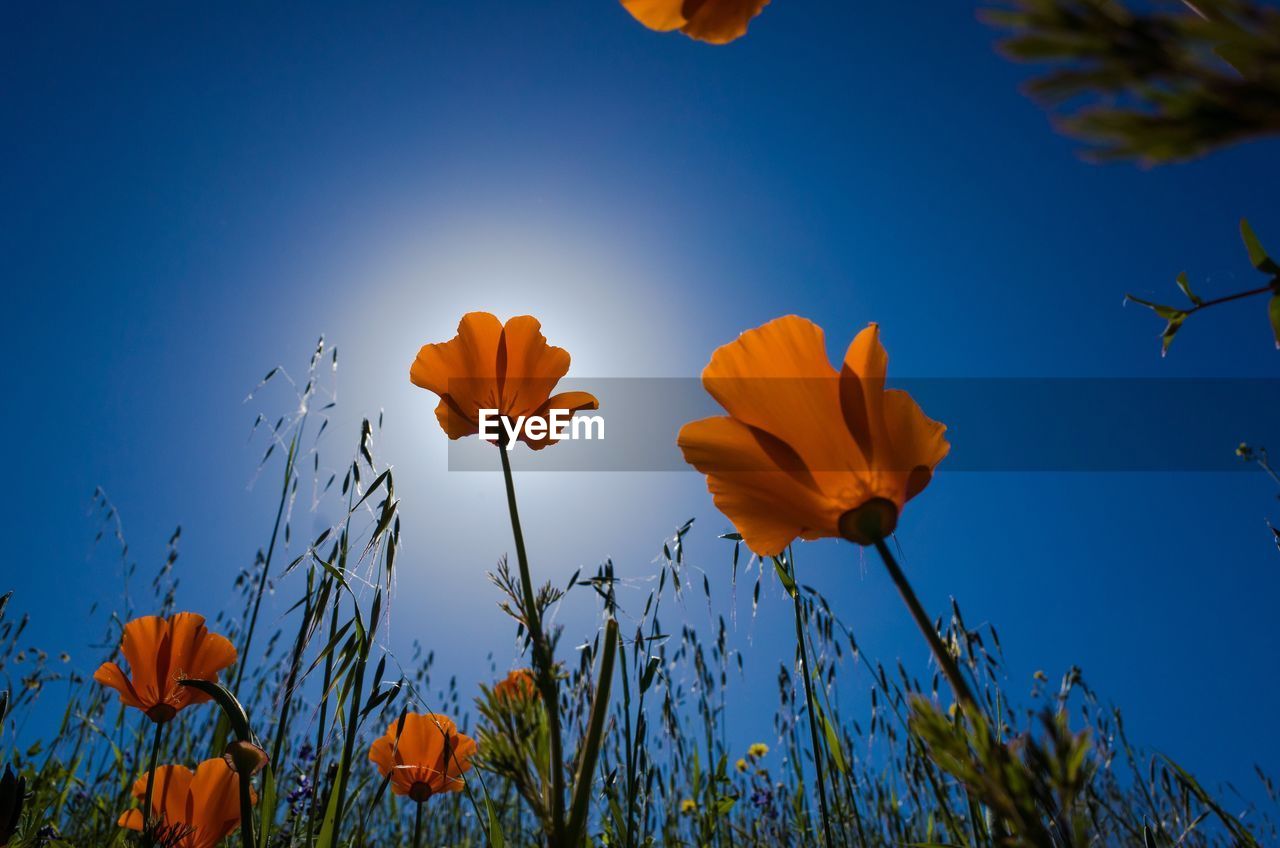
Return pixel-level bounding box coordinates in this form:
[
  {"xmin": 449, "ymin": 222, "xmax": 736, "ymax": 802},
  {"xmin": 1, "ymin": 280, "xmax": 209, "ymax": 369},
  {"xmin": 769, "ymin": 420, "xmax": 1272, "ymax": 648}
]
[{"xmin": 985, "ymin": 0, "xmax": 1280, "ymax": 164}]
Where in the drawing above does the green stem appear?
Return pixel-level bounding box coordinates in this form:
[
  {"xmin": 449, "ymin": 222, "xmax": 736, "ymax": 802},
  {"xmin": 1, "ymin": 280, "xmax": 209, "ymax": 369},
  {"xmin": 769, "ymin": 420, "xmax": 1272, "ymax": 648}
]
[
  {"xmin": 142, "ymin": 719, "xmax": 164, "ymax": 831},
  {"xmin": 497, "ymin": 442, "xmax": 567, "ymax": 847},
  {"xmin": 413, "ymin": 798, "xmax": 424, "ymax": 848},
  {"xmin": 1186, "ymin": 284, "xmax": 1274, "ymax": 313},
  {"xmin": 565, "ymin": 620, "xmax": 618, "ymax": 848},
  {"xmin": 239, "ymin": 770, "xmax": 255, "ymax": 848},
  {"xmin": 787, "ymin": 557, "xmax": 834, "ymax": 848},
  {"xmin": 872, "ymin": 539, "xmax": 977, "ymax": 709}
]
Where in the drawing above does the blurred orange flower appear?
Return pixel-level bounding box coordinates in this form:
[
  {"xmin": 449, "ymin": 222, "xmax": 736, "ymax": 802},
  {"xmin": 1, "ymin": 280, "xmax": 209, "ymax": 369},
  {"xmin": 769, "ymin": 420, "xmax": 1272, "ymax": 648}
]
[
  {"xmin": 678, "ymin": 316, "xmax": 949, "ymax": 556},
  {"xmin": 94, "ymin": 613, "xmax": 237, "ymax": 723},
  {"xmin": 368, "ymin": 713, "xmax": 478, "ymax": 802},
  {"xmin": 620, "ymin": 0, "xmax": 771, "ymax": 44},
  {"xmin": 118, "ymin": 759, "xmax": 253, "ymax": 848},
  {"xmin": 493, "ymin": 668, "xmax": 537, "ymax": 702},
  {"xmin": 409, "ymin": 312, "xmax": 598, "ymax": 450}
]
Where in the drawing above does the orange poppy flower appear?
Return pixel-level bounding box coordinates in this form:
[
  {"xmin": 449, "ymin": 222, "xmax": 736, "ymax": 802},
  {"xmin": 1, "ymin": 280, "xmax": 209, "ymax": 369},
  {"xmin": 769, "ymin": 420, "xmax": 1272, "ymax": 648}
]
[
  {"xmin": 409, "ymin": 312, "xmax": 598, "ymax": 450},
  {"xmin": 620, "ymin": 0, "xmax": 771, "ymax": 44},
  {"xmin": 94, "ymin": 613, "xmax": 237, "ymax": 723},
  {"xmin": 118, "ymin": 758, "xmax": 254, "ymax": 848},
  {"xmin": 678, "ymin": 315, "xmax": 949, "ymax": 556},
  {"xmin": 493, "ymin": 669, "xmax": 537, "ymax": 702},
  {"xmin": 368, "ymin": 713, "xmax": 478, "ymax": 802}
]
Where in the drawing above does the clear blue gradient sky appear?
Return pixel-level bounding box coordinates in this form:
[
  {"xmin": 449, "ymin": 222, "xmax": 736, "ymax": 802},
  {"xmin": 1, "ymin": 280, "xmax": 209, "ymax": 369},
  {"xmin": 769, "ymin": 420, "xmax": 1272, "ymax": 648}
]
[{"xmin": 3, "ymin": 0, "xmax": 1279, "ymax": 796}]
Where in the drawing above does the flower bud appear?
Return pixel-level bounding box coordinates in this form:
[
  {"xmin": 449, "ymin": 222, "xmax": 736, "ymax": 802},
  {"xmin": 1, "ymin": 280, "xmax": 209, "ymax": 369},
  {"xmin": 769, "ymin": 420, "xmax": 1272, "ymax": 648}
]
[{"xmin": 223, "ymin": 741, "xmax": 269, "ymax": 777}]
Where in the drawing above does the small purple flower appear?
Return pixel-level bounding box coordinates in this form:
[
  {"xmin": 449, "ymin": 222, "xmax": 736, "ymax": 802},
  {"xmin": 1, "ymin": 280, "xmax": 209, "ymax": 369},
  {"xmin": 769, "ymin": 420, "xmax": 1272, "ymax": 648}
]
[{"xmin": 750, "ymin": 786, "xmax": 776, "ymax": 820}]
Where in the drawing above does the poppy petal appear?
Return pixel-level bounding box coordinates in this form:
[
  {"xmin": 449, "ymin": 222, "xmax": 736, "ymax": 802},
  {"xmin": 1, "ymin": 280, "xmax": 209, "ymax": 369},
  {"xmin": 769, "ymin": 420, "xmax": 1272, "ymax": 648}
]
[
  {"xmin": 117, "ymin": 809, "xmax": 144, "ymax": 832},
  {"xmin": 93, "ymin": 662, "xmax": 145, "ymax": 710},
  {"xmin": 619, "ymin": 0, "xmax": 687, "ymax": 32},
  {"xmin": 526, "ymin": 391, "xmax": 601, "ymax": 450},
  {"xmin": 411, "ymin": 312, "xmax": 504, "ymax": 427},
  {"xmin": 497, "ymin": 316, "xmax": 571, "ymax": 419},
  {"xmin": 445, "ymin": 734, "xmax": 478, "ymax": 788},
  {"xmin": 678, "ymin": 416, "xmax": 837, "ymax": 556},
  {"xmin": 682, "ymin": 0, "xmax": 772, "ymax": 44},
  {"xmin": 368, "ymin": 735, "xmax": 397, "ymax": 775},
  {"xmin": 434, "ymin": 396, "xmax": 480, "ymax": 440},
  {"xmin": 839, "ymin": 323, "xmax": 887, "ymax": 462},
  {"xmin": 702, "ymin": 315, "xmax": 860, "ymax": 476},
  {"xmin": 119, "ymin": 616, "xmax": 168, "ymax": 708},
  {"xmin": 166, "ymin": 613, "xmax": 236, "ymax": 710},
  {"xmin": 153, "ymin": 765, "xmax": 195, "ymax": 817},
  {"xmin": 189, "ymin": 758, "xmax": 246, "ymax": 847},
  {"xmin": 882, "ymin": 389, "xmax": 949, "ymax": 499}
]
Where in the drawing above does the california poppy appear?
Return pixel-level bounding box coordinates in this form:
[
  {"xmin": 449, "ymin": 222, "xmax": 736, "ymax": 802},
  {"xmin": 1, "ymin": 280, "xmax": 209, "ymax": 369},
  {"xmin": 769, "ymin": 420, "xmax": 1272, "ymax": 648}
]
[
  {"xmin": 409, "ymin": 312, "xmax": 598, "ymax": 450},
  {"xmin": 368, "ymin": 713, "xmax": 477, "ymax": 802},
  {"xmin": 678, "ymin": 315, "xmax": 949, "ymax": 556},
  {"xmin": 118, "ymin": 758, "xmax": 253, "ymax": 848},
  {"xmin": 94, "ymin": 613, "xmax": 237, "ymax": 723},
  {"xmin": 493, "ymin": 669, "xmax": 537, "ymax": 702},
  {"xmin": 620, "ymin": 0, "xmax": 771, "ymax": 44}
]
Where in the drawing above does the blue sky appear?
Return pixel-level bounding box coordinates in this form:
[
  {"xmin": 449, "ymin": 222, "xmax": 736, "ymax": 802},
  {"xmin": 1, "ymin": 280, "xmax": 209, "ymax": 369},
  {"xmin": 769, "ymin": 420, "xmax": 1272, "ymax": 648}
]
[{"xmin": 3, "ymin": 0, "xmax": 1279, "ymax": 798}]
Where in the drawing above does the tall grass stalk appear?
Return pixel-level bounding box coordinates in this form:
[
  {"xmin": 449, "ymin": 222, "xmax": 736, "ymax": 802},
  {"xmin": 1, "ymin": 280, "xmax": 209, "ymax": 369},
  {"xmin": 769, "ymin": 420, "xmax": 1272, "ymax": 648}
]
[{"xmin": 781, "ymin": 551, "xmax": 834, "ymax": 848}]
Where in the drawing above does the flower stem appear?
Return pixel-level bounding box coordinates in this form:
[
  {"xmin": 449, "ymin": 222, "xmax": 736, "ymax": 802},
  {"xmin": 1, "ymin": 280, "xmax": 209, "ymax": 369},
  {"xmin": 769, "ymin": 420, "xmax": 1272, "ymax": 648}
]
[
  {"xmin": 142, "ymin": 719, "xmax": 164, "ymax": 831},
  {"xmin": 413, "ymin": 799, "xmax": 424, "ymax": 848},
  {"xmin": 787, "ymin": 556, "xmax": 835, "ymax": 848},
  {"xmin": 497, "ymin": 443, "xmax": 566, "ymax": 847},
  {"xmin": 872, "ymin": 539, "xmax": 977, "ymax": 710},
  {"xmin": 238, "ymin": 770, "xmax": 255, "ymax": 848}
]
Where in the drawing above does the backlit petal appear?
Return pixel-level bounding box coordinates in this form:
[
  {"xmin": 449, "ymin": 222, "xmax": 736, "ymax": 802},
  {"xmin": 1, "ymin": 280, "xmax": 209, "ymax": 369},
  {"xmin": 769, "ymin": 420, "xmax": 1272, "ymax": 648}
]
[
  {"xmin": 882, "ymin": 389, "xmax": 949, "ymax": 502},
  {"xmin": 119, "ymin": 616, "xmax": 167, "ymax": 708},
  {"xmin": 526, "ymin": 390, "xmax": 601, "ymax": 450},
  {"xmin": 497, "ymin": 316, "xmax": 571, "ymax": 419},
  {"xmin": 410, "ymin": 312, "xmax": 504, "ymax": 425},
  {"xmin": 702, "ymin": 315, "xmax": 862, "ymax": 476},
  {"xmin": 168, "ymin": 615, "xmax": 237, "ymax": 710},
  {"xmin": 434, "ymin": 396, "xmax": 480, "ymax": 440},
  {"xmin": 839, "ymin": 323, "xmax": 887, "ymax": 462},
  {"xmin": 189, "ymin": 758, "xmax": 245, "ymax": 848},
  {"xmin": 619, "ymin": 0, "xmax": 687, "ymax": 32},
  {"xmin": 93, "ymin": 662, "xmax": 145, "ymax": 710},
  {"xmin": 678, "ymin": 416, "xmax": 838, "ymax": 556}
]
